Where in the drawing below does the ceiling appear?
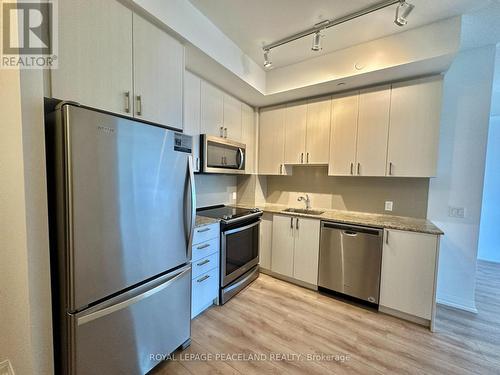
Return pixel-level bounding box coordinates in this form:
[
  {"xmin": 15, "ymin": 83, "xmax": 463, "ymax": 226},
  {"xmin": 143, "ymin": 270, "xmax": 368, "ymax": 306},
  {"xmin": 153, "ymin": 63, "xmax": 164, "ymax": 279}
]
[{"xmin": 189, "ymin": 0, "xmax": 494, "ymax": 69}]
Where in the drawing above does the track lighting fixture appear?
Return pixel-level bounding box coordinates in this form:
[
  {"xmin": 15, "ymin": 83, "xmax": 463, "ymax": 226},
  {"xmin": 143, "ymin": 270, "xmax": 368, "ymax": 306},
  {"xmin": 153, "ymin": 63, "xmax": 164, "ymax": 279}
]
[
  {"xmin": 311, "ymin": 31, "xmax": 322, "ymax": 52},
  {"xmin": 263, "ymin": 49, "xmax": 272, "ymax": 69},
  {"xmin": 395, "ymin": 0, "xmax": 414, "ymax": 27},
  {"xmin": 262, "ymin": 0, "xmax": 416, "ymax": 68}
]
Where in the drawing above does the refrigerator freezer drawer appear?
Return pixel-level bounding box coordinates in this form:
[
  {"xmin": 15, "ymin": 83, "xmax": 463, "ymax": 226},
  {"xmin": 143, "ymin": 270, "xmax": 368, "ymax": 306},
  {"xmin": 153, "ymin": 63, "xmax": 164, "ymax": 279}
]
[{"xmin": 69, "ymin": 265, "xmax": 191, "ymax": 375}]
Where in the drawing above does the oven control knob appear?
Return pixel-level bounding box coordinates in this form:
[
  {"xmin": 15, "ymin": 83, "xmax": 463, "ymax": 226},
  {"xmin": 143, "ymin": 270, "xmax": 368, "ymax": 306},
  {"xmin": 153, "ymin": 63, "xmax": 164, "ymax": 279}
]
[{"xmin": 223, "ymin": 215, "xmax": 231, "ymax": 220}]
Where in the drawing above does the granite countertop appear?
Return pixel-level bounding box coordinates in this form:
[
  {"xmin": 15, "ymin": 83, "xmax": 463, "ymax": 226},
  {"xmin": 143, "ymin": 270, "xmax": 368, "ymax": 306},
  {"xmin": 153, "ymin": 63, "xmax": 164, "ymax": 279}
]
[
  {"xmin": 233, "ymin": 203, "xmax": 444, "ymax": 235},
  {"xmin": 195, "ymin": 215, "xmax": 219, "ymax": 228}
]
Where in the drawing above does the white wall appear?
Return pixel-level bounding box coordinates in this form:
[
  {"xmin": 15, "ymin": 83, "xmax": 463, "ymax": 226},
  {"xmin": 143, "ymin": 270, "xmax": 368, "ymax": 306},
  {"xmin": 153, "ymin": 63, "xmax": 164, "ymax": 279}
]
[
  {"xmin": 194, "ymin": 174, "xmax": 237, "ymax": 208},
  {"xmin": 428, "ymin": 45, "xmax": 496, "ymax": 312},
  {"xmin": 478, "ymin": 116, "xmax": 500, "ymax": 263},
  {"xmin": 0, "ymin": 68, "xmax": 53, "ymax": 374}
]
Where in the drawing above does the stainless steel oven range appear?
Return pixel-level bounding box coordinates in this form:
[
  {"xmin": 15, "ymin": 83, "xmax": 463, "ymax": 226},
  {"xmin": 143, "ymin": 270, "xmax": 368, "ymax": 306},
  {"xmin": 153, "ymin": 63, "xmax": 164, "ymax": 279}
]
[{"xmin": 197, "ymin": 205, "xmax": 262, "ymax": 304}]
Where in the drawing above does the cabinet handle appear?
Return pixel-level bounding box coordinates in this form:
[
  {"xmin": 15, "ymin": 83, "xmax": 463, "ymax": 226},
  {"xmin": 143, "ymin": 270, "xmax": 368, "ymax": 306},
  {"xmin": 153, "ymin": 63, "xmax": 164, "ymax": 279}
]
[
  {"xmin": 296, "ymin": 218, "xmax": 299, "ymax": 230},
  {"xmin": 301, "ymin": 153, "xmax": 304, "ymax": 164},
  {"xmin": 220, "ymin": 126, "xmax": 224, "ymax": 137},
  {"xmin": 197, "ymin": 275, "xmax": 210, "ymax": 283},
  {"xmin": 306, "ymin": 153, "xmax": 310, "ymax": 163},
  {"xmin": 124, "ymin": 91, "xmax": 130, "ymax": 113},
  {"xmin": 196, "ymin": 243, "xmax": 210, "ymax": 250},
  {"xmin": 280, "ymin": 164, "xmax": 283, "ymax": 175},
  {"xmin": 357, "ymin": 163, "xmax": 360, "ymax": 175},
  {"xmin": 386, "ymin": 231, "xmax": 389, "ymax": 245},
  {"xmin": 350, "ymin": 162, "xmax": 354, "ymax": 175},
  {"xmin": 136, "ymin": 95, "xmax": 142, "ymax": 116},
  {"xmin": 196, "ymin": 158, "xmax": 200, "ymax": 171},
  {"xmin": 389, "ymin": 162, "xmax": 393, "ymax": 176},
  {"xmin": 197, "ymin": 228, "xmax": 210, "ymax": 233},
  {"xmin": 224, "ymin": 128, "xmax": 228, "ymax": 138},
  {"xmin": 196, "ymin": 259, "xmax": 210, "ymax": 266}
]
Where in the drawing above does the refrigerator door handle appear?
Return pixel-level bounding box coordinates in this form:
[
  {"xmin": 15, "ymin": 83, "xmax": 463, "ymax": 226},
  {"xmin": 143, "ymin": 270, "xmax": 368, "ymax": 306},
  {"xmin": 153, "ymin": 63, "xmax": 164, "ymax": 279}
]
[
  {"xmin": 186, "ymin": 155, "xmax": 197, "ymax": 259},
  {"xmin": 76, "ymin": 265, "xmax": 191, "ymax": 326}
]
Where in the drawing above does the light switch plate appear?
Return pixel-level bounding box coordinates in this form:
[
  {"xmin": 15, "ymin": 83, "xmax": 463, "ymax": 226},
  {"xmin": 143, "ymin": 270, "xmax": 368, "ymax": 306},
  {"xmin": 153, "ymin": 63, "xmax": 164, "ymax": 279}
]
[{"xmin": 385, "ymin": 201, "xmax": 393, "ymax": 212}]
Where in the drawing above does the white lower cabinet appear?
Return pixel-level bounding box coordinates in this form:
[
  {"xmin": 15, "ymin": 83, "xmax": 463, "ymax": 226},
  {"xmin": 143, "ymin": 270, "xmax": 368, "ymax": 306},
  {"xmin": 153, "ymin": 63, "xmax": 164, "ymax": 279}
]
[
  {"xmin": 191, "ymin": 223, "xmax": 220, "ymax": 318},
  {"xmin": 380, "ymin": 229, "xmax": 439, "ymax": 322},
  {"xmin": 259, "ymin": 213, "xmax": 273, "ymax": 270},
  {"xmin": 271, "ymin": 215, "xmax": 320, "ymax": 286}
]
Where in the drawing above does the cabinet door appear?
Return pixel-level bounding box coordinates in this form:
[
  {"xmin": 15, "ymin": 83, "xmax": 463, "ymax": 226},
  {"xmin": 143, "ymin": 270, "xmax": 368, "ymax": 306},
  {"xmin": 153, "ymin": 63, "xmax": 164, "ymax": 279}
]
[
  {"xmin": 306, "ymin": 96, "xmax": 332, "ymax": 165},
  {"xmin": 200, "ymin": 81, "xmax": 224, "ymax": 137},
  {"xmin": 184, "ymin": 71, "xmax": 201, "ymax": 172},
  {"xmin": 293, "ymin": 217, "xmax": 320, "ymax": 285},
  {"xmin": 259, "ymin": 213, "xmax": 273, "ymax": 270},
  {"xmin": 284, "ymin": 102, "xmax": 307, "ymax": 165},
  {"xmin": 242, "ymin": 104, "xmax": 256, "ymax": 174},
  {"xmin": 329, "ymin": 93, "xmax": 359, "ymax": 176},
  {"xmin": 223, "ymin": 94, "xmax": 242, "ymax": 141},
  {"xmin": 259, "ymin": 106, "xmax": 286, "ymax": 175},
  {"xmin": 380, "ymin": 230, "xmax": 438, "ymax": 320},
  {"xmin": 271, "ymin": 215, "xmax": 295, "ymax": 277},
  {"xmin": 133, "ymin": 14, "xmax": 184, "ymax": 129},
  {"xmin": 356, "ymin": 86, "xmax": 391, "ymax": 176},
  {"xmin": 52, "ymin": 0, "xmax": 133, "ymax": 116},
  {"xmin": 387, "ymin": 77, "xmax": 443, "ymax": 177}
]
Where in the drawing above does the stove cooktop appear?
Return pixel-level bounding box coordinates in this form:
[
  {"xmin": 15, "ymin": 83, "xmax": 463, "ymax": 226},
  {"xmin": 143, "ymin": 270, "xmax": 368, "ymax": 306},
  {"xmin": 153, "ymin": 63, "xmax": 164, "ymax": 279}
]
[{"xmin": 197, "ymin": 205, "xmax": 262, "ymax": 222}]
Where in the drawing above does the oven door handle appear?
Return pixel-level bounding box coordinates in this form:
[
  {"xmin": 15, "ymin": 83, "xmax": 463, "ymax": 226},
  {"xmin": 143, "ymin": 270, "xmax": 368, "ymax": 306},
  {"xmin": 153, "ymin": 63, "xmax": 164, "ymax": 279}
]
[{"xmin": 223, "ymin": 219, "xmax": 261, "ymax": 236}]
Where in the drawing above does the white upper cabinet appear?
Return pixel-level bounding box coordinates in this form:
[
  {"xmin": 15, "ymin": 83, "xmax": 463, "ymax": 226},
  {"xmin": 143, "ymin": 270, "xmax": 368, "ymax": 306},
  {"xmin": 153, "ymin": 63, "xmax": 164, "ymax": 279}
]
[
  {"xmin": 259, "ymin": 106, "xmax": 287, "ymax": 175},
  {"xmin": 52, "ymin": 0, "xmax": 133, "ymax": 115},
  {"xmin": 387, "ymin": 77, "xmax": 443, "ymax": 177},
  {"xmin": 133, "ymin": 14, "xmax": 184, "ymax": 129},
  {"xmin": 329, "ymin": 92, "xmax": 359, "ymax": 176},
  {"xmin": 241, "ymin": 104, "xmax": 256, "ymax": 174},
  {"xmin": 223, "ymin": 94, "xmax": 242, "ymax": 141},
  {"xmin": 284, "ymin": 101, "xmax": 308, "ymax": 165},
  {"xmin": 184, "ymin": 70, "xmax": 201, "ymax": 172},
  {"xmin": 305, "ymin": 96, "xmax": 332, "ymax": 165},
  {"xmin": 53, "ymin": 0, "xmax": 184, "ymax": 129},
  {"xmin": 200, "ymin": 81, "xmax": 224, "ymax": 138},
  {"xmin": 356, "ymin": 85, "xmax": 391, "ymax": 176}
]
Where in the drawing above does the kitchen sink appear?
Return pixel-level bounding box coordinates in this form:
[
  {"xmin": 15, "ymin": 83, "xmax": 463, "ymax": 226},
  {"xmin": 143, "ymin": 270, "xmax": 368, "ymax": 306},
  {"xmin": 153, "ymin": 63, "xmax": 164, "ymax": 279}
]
[{"xmin": 283, "ymin": 208, "xmax": 325, "ymax": 215}]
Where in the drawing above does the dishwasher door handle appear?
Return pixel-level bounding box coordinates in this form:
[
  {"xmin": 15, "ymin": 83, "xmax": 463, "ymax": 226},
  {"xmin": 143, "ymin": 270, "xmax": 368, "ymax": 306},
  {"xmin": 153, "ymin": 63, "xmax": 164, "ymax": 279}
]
[{"xmin": 343, "ymin": 231, "xmax": 358, "ymax": 237}]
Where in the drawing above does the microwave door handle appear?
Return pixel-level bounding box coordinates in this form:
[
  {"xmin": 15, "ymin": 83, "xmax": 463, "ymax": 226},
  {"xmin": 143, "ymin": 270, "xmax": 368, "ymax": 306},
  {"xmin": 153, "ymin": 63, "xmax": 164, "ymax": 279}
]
[{"xmin": 238, "ymin": 148, "xmax": 245, "ymax": 170}]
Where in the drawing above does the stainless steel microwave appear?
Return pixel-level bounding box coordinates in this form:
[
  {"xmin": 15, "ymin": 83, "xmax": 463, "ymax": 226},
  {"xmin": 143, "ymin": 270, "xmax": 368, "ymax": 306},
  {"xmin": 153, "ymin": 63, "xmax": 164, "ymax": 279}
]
[{"xmin": 201, "ymin": 135, "xmax": 246, "ymax": 174}]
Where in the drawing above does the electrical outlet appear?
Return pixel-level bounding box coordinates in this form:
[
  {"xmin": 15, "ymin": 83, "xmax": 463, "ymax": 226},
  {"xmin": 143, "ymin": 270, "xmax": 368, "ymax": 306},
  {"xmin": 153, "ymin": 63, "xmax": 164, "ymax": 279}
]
[
  {"xmin": 231, "ymin": 192, "xmax": 237, "ymax": 201},
  {"xmin": 448, "ymin": 206, "xmax": 465, "ymax": 218},
  {"xmin": 385, "ymin": 201, "xmax": 393, "ymax": 212}
]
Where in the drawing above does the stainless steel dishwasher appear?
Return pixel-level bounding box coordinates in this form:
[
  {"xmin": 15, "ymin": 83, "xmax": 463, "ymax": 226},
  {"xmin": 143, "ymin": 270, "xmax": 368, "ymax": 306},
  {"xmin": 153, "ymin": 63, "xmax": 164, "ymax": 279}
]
[{"xmin": 318, "ymin": 221, "xmax": 383, "ymax": 304}]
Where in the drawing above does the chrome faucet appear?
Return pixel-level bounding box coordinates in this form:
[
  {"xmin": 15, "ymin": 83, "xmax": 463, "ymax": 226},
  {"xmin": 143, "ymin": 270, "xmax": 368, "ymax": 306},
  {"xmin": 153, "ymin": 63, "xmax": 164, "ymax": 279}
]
[{"xmin": 297, "ymin": 194, "xmax": 311, "ymax": 210}]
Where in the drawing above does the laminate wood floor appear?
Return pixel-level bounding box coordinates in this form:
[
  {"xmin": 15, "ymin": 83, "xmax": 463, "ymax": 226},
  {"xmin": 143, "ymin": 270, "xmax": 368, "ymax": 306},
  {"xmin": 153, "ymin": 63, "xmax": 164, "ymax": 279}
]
[{"xmin": 153, "ymin": 261, "xmax": 500, "ymax": 374}]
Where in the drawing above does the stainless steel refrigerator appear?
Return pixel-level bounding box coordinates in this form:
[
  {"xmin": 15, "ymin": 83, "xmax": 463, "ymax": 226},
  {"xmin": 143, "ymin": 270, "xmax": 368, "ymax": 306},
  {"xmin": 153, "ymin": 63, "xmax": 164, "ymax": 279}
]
[{"xmin": 45, "ymin": 102, "xmax": 196, "ymax": 375}]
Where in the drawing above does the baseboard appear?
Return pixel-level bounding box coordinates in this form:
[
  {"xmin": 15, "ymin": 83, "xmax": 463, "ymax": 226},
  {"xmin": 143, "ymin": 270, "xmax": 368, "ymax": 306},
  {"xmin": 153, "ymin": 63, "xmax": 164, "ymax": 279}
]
[{"xmin": 436, "ymin": 298, "xmax": 478, "ymax": 314}]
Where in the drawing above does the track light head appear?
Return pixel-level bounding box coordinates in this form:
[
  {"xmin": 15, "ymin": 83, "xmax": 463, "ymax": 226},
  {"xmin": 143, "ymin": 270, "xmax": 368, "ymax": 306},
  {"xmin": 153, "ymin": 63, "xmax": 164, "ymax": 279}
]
[
  {"xmin": 395, "ymin": 0, "xmax": 414, "ymax": 27},
  {"xmin": 311, "ymin": 31, "xmax": 322, "ymax": 52},
  {"xmin": 263, "ymin": 49, "xmax": 273, "ymax": 69}
]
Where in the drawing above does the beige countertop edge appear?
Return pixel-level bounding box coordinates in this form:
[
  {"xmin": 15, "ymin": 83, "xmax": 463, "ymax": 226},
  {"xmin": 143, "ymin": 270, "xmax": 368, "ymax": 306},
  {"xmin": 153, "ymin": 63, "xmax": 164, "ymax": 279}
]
[
  {"xmin": 195, "ymin": 215, "xmax": 220, "ymax": 228},
  {"xmin": 232, "ymin": 204, "xmax": 444, "ymax": 236}
]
